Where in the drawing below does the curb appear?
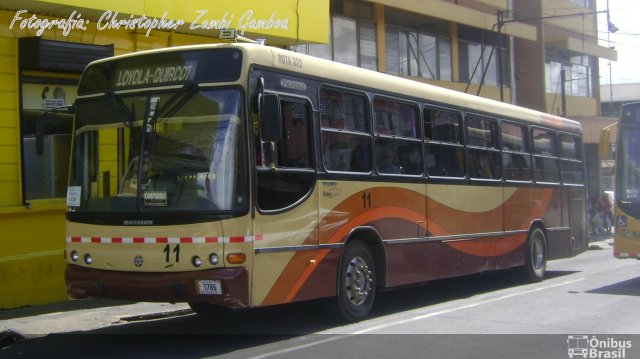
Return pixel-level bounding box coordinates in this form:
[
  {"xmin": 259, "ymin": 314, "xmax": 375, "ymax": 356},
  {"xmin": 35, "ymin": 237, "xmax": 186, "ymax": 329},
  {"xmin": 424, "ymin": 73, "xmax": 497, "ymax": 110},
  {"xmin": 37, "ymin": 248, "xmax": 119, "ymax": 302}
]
[
  {"xmin": 588, "ymin": 238, "xmax": 613, "ymax": 250},
  {"xmin": 0, "ymin": 329, "xmax": 25, "ymax": 350}
]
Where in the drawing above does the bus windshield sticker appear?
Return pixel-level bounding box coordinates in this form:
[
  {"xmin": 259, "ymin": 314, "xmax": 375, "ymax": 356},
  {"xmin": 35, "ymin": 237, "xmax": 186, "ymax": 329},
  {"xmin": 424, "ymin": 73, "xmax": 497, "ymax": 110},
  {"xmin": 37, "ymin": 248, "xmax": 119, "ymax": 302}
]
[
  {"xmin": 67, "ymin": 186, "xmax": 81, "ymax": 207},
  {"xmin": 143, "ymin": 191, "xmax": 168, "ymax": 207}
]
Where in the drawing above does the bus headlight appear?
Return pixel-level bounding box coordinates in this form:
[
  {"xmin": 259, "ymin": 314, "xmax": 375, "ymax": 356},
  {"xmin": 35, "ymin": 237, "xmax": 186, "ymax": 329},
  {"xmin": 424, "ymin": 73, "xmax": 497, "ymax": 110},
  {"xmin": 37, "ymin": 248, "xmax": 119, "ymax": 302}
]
[
  {"xmin": 84, "ymin": 254, "xmax": 92, "ymax": 265},
  {"xmin": 209, "ymin": 253, "xmax": 219, "ymax": 265},
  {"xmin": 192, "ymin": 256, "xmax": 202, "ymax": 268},
  {"xmin": 70, "ymin": 251, "xmax": 79, "ymax": 262}
]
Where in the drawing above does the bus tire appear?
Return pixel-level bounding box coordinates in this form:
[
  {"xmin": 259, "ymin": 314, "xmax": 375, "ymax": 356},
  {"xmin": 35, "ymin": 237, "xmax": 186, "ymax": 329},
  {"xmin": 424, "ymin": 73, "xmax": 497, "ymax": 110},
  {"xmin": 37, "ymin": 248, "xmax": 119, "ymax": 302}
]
[
  {"xmin": 521, "ymin": 227, "xmax": 547, "ymax": 283},
  {"xmin": 325, "ymin": 240, "xmax": 377, "ymax": 322}
]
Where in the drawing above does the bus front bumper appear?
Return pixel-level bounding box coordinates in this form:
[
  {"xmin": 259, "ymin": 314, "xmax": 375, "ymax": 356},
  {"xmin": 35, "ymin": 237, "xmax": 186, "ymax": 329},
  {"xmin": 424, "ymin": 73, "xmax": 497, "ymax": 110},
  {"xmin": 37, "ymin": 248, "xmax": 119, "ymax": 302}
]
[{"xmin": 65, "ymin": 264, "xmax": 249, "ymax": 308}]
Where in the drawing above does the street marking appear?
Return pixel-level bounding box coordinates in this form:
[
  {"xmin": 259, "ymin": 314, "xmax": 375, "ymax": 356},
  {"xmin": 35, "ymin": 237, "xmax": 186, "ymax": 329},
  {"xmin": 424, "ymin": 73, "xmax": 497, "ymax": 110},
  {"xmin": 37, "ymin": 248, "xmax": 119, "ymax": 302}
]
[
  {"xmin": 247, "ymin": 277, "xmax": 586, "ymax": 359},
  {"xmin": 352, "ymin": 277, "xmax": 586, "ymax": 334},
  {"xmin": 247, "ymin": 336, "xmax": 345, "ymax": 359}
]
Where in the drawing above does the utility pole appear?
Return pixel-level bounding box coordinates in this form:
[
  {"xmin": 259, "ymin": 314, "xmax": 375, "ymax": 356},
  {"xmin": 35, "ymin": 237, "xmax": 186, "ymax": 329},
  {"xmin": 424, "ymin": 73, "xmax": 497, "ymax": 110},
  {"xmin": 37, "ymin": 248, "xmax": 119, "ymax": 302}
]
[
  {"xmin": 606, "ymin": 0, "xmax": 616, "ymax": 117},
  {"xmin": 496, "ymin": 10, "xmax": 504, "ymax": 103}
]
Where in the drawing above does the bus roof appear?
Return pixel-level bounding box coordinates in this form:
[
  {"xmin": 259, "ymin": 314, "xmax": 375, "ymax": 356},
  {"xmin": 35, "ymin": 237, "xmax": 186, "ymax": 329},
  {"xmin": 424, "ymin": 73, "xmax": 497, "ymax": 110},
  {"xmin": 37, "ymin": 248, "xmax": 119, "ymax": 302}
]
[{"xmin": 85, "ymin": 42, "xmax": 582, "ymax": 134}]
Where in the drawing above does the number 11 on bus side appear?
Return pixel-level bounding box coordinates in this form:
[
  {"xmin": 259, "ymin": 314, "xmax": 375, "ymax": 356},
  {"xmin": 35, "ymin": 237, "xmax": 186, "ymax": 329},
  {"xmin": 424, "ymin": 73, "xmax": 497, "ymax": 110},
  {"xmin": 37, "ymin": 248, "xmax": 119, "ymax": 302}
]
[{"xmin": 64, "ymin": 43, "xmax": 587, "ymax": 322}]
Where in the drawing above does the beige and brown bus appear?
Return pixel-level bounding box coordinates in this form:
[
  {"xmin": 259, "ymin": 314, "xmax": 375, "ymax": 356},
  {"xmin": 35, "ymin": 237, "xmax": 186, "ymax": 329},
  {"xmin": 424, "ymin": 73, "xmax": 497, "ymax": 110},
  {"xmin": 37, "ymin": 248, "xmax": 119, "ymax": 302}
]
[{"xmin": 65, "ymin": 43, "xmax": 587, "ymax": 322}]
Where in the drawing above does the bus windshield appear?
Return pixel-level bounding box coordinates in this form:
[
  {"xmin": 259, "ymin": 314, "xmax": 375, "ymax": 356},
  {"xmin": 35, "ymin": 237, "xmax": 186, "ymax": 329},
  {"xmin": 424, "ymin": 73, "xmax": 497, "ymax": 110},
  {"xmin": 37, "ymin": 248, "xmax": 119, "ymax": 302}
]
[
  {"xmin": 617, "ymin": 126, "xmax": 640, "ymax": 204},
  {"xmin": 68, "ymin": 88, "xmax": 247, "ymax": 218}
]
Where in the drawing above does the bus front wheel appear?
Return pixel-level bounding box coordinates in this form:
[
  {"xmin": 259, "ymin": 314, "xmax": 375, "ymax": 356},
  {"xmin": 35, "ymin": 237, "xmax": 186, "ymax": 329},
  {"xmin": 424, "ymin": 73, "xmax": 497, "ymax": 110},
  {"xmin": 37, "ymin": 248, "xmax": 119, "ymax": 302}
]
[
  {"xmin": 521, "ymin": 227, "xmax": 547, "ymax": 283},
  {"xmin": 325, "ymin": 240, "xmax": 377, "ymax": 322}
]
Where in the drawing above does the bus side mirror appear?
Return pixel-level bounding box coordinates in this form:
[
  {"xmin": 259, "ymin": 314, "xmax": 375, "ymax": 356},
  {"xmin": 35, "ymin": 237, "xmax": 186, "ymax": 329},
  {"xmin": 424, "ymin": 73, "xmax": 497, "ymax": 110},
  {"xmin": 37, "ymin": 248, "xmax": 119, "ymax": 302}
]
[
  {"xmin": 599, "ymin": 122, "xmax": 617, "ymax": 161},
  {"xmin": 260, "ymin": 94, "xmax": 282, "ymax": 142}
]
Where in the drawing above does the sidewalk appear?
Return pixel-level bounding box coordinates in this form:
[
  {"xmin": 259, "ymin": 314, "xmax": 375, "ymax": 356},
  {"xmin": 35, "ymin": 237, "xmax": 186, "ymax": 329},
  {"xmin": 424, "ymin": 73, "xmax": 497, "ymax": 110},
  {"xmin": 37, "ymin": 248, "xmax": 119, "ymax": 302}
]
[
  {"xmin": 0, "ymin": 234, "xmax": 614, "ymax": 349},
  {"xmin": 0, "ymin": 300, "xmax": 191, "ymax": 348}
]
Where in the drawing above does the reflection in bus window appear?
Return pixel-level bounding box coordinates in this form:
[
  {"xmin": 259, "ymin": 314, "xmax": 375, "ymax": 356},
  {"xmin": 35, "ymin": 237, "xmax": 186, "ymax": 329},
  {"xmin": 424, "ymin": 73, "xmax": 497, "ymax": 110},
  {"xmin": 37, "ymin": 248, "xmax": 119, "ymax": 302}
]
[
  {"xmin": 424, "ymin": 107, "xmax": 464, "ymax": 177},
  {"xmin": 559, "ymin": 133, "xmax": 584, "ymax": 184},
  {"xmin": 502, "ymin": 122, "xmax": 532, "ymax": 181},
  {"xmin": 374, "ymin": 98, "xmax": 422, "ymax": 175},
  {"xmin": 532, "ymin": 128, "xmax": 559, "ymax": 183},
  {"xmin": 320, "ymin": 88, "xmax": 371, "ymax": 173},
  {"xmin": 467, "ymin": 115, "xmax": 501, "ymax": 180},
  {"xmin": 257, "ymin": 99, "xmax": 315, "ymax": 211}
]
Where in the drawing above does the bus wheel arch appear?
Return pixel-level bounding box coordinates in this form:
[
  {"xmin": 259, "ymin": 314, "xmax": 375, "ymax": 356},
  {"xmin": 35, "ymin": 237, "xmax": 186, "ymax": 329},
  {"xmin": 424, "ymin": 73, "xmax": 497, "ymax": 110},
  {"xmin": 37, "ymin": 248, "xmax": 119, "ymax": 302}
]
[
  {"xmin": 521, "ymin": 223, "xmax": 548, "ymax": 282},
  {"xmin": 344, "ymin": 227, "xmax": 386, "ymax": 288},
  {"xmin": 325, "ymin": 228, "xmax": 385, "ymax": 322}
]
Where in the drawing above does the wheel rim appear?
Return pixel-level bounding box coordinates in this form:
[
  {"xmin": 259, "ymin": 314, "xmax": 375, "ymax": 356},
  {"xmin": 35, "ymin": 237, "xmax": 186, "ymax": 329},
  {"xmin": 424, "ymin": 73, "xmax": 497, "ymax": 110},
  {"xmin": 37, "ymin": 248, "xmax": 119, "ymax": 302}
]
[
  {"xmin": 345, "ymin": 255, "xmax": 373, "ymax": 306},
  {"xmin": 531, "ymin": 232, "xmax": 545, "ymax": 271}
]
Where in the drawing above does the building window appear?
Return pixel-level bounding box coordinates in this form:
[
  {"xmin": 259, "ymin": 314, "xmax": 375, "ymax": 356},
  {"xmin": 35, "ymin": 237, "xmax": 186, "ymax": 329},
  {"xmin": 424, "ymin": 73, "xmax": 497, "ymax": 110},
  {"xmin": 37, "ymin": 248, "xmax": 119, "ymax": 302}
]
[
  {"xmin": 569, "ymin": 0, "xmax": 592, "ymax": 9},
  {"xmin": 333, "ymin": 16, "xmax": 358, "ymax": 66},
  {"xmin": 459, "ymin": 40, "xmax": 508, "ymax": 87},
  {"xmin": 457, "ymin": 25, "xmax": 509, "ymax": 88},
  {"xmin": 18, "ymin": 38, "xmax": 113, "ymax": 202},
  {"xmin": 545, "ymin": 51, "xmax": 596, "ymax": 98},
  {"xmin": 293, "ymin": 14, "xmax": 377, "ymax": 71},
  {"xmin": 385, "ymin": 25, "xmax": 452, "ymax": 81}
]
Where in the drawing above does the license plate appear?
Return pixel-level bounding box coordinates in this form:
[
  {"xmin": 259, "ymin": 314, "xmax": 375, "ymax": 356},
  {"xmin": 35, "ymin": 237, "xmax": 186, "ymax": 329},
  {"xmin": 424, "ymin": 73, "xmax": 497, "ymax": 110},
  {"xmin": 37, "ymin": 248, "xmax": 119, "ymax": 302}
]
[{"xmin": 196, "ymin": 280, "xmax": 222, "ymax": 295}]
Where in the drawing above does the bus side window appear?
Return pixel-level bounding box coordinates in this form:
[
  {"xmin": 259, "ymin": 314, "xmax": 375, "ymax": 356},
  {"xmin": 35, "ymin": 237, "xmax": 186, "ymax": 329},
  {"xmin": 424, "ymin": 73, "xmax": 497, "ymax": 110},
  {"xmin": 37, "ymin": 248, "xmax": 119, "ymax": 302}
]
[
  {"xmin": 532, "ymin": 128, "xmax": 560, "ymax": 183},
  {"xmin": 559, "ymin": 133, "xmax": 584, "ymax": 184},
  {"xmin": 320, "ymin": 88, "xmax": 371, "ymax": 173},
  {"xmin": 373, "ymin": 98, "xmax": 422, "ymax": 175},
  {"xmin": 281, "ymin": 102, "xmax": 312, "ymax": 168},
  {"xmin": 257, "ymin": 99, "xmax": 315, "ymax": 211},
  {"xmin": 424, "ymin": 107, "xmax": 465, "ymax": 178},
  {"xmin": 501, "ymin": 122, "xmax": 532, "ymax": 181},
  {"xmin": 466, "ymin": 115, "xmax": 501, "ymax": 180}
]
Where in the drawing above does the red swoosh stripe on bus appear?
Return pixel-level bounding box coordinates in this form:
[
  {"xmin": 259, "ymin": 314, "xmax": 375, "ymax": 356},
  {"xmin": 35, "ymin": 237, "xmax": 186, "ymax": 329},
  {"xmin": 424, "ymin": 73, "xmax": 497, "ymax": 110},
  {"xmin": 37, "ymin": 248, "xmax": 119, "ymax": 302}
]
[{"xmin": 263, "ymin": 186, "xmax": 556, "ymax": 306}]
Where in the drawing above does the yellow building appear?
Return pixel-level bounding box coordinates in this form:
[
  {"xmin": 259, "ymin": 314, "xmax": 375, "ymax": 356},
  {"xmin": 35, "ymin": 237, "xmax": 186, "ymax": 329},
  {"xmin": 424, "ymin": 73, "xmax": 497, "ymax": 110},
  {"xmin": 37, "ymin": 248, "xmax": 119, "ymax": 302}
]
[
  {"xmin": 0, "ymin": 0, "xmax": 329, "ymax": 308},
  {"xmin": 0, "ymin": 0, "xmax": 614, "ymax": 308}
]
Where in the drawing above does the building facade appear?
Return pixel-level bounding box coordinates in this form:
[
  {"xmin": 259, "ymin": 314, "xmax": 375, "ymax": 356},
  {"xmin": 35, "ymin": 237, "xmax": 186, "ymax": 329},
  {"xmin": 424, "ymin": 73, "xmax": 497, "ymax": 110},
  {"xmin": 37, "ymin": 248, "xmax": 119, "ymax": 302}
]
[{"xmin": 0, "ymin": 0, "xmax": 614, "ymax": 308}]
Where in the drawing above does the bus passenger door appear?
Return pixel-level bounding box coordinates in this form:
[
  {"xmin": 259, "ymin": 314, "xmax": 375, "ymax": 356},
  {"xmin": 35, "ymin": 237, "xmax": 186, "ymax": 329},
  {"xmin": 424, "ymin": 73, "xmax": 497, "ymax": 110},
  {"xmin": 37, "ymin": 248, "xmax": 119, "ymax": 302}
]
[{"xmin": 251, "ymin": 98, "xmax": 321, "ymax": 307}]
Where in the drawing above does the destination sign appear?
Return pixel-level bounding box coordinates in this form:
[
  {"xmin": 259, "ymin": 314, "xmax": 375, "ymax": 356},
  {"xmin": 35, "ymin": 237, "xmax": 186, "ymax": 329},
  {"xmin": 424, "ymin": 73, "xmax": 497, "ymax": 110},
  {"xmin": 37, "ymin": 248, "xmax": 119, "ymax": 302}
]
[
  {"xmin": 78, "ymin": 48, "xmax": 243, "ymax": 95},
  {"xmin": 114, "ymin": 62, "xmax": 197, "ymax": 88}
]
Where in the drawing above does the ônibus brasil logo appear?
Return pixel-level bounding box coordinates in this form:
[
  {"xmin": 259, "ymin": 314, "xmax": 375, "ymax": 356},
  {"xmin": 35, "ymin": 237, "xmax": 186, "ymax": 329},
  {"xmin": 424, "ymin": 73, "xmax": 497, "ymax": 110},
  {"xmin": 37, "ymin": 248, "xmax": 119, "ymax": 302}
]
[{"xmin": 567, "ymin": 335, "xmax": 632, "ymax": 358}]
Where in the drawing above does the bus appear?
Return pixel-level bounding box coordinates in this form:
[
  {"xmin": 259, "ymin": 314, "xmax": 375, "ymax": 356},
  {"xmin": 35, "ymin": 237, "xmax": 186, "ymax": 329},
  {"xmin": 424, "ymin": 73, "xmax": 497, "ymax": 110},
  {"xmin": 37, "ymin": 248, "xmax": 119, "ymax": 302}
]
[
  {"xmin": 64, "ymin": 43, "xmax": 587, "ymax": 322},
  {"xmin": 603, "ymin": 102, "xmax": 640, "ymax": 259}
]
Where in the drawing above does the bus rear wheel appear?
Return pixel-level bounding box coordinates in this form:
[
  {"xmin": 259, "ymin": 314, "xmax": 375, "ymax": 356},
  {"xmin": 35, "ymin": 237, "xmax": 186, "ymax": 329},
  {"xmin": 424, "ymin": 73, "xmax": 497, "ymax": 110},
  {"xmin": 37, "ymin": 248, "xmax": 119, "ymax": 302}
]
[
  {"xmin": 521, "ymin": 227, "xmax": 547, "ymax": 283},
  {"xmin": 325, "ymin": 240, "xmax": 377, "ymax": 322}
]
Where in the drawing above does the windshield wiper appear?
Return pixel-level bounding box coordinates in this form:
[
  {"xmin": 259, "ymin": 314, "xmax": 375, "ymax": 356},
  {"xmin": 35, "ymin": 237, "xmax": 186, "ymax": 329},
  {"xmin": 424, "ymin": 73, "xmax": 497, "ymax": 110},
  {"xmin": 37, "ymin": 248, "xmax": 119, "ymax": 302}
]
[
  {"xmin": 105, "ymin": 90, "xmax": 135, "ymax": 126},
  {"xmin": 147, "ymin": 81, "xmax": 198, "ymax": 128}
]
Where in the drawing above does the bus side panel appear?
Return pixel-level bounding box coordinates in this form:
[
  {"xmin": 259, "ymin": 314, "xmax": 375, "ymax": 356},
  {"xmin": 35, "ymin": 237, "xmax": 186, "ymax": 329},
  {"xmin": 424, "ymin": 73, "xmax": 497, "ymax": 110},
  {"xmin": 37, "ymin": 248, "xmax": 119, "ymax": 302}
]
[
  {"xmin": 385, "ymin": 241, "xmax": 439, "ymax": 287},
  {"xmin": 502, "ymin": 186, "xmax": 552, "ymax": 269},
  {"xmin": 439, "ymin": 239, "xmax": 495, "ymax": 278},
  {"xmin": 428, "ymin": 183, "xmax": 503, "ymax": 278},
  {"xmin": 291, "ymin": 248, "xmax": 341, "ymax": 301}
]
